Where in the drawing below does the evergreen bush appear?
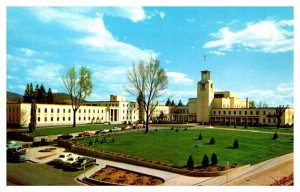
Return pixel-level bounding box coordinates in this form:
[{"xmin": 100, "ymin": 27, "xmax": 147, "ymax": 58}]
[
  {"xmin": 184, "ymin": 127, "xmax": 187, "ymax": 131},
  {"xmin": 202, "ymin": 154, "xmax": 209, "ymax": 167},
  {"xmin": 233, "ymin": 139, "xmax": 239, "ymax": 149},
  {"xmin": 176, "ymin": 128, "xmax": 179, "ymax": 132},
  {"xmin": 272, "ymin": 132, "xmax": 279, "ymax": 140},
  {"xmin": 211, "ymin": 153, "xmax": 218, "ymax": 165},
  {"xmin": 95, "ymin": 137, "xmax": 99, "ymax": 143},
  {"xmin": 186, "ymin": 154, "xmax": 194, "ymax": 168},
  {"xmin": 198, "ymin": 133, "xmax": 203, "ymax": 140},
  {"xmin": 209, "ymin": 137, "xmax": 216, "ymax": 144},
  {"xmin": 88, "ymin": 139, "xmax": 93, "ymax": 146}
]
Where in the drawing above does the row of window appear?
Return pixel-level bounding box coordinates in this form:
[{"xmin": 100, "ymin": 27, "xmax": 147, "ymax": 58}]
[
  {"xmin": 38, "ymin": 116, "xmax": 105, "ymax": 122},
  {"xmin": 213, "ymin": 110, "xmax": 259, "ymax": 115},
  {"xmin": 7, "ymin": 107, "xmax": 19, "ymax": 113},
  {"xmin": 37, "ymin": 108, "xmax": 136, "ymax": 114}
]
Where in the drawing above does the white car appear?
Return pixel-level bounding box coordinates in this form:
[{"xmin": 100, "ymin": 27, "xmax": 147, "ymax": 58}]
[
  {"xmin": 112, "ymin": 127, "xmax": 122, "ymax": 132},
  {"xmin": 62, "ymin": 155, "xmax": 81, "ymax": 168},
  {"xmin": 101, "ymin": 129, "xmax": 110, "ymax": 133},
  {"xmin": 51, "ymin": 153, "xmax": 73, "ymax": 166}
]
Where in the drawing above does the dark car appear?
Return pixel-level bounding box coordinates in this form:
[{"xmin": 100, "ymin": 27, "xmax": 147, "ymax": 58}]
[
  {"xmin": 7, "ymin": 148, "xmax": 28, "ymax": 162},
  {"xmin": 57, "ymin": 134, "xmax": 73, "ymax": 140},
  {"xmin": 32, "ymin": 138, "xmax": 53, "ymax": 147},
  {"xmin": 70, "ymin": 156, "xmax": 96, "ymax": 170}
]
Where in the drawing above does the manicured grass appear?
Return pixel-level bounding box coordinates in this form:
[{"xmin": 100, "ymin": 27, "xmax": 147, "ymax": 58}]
[
  {"xmin": 79, "ymin": 128, "xmax": 293, "ymax": 167},
  {"xmin": 15, "ymin": 124, "xmax": 121, "ymax": 136},
  {"xmin": 213, "ymin": 125, "xmax": 293, "ymax": 134}
]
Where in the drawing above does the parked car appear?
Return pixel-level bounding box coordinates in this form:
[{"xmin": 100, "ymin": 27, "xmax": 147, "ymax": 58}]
[
  {"xmin": 57, "ymin": 134, "xmax": 73, "ymax": 140},
  {"xmin": 111, "ymin": 127, "xmax": 122, "ymax": 132},
  {"xmin": 7, "ymin": 140, "xmax": 22, "ymax": 150},
  {"xmin": 133, "ymin": 124, "xmax": 144, "ymax": 129},
  {"xmin": 123, "ymin": 125, "xmax": 131, "ymax": 130},
  {"xmin": 94, "ymin": 129, "xmax": 103, "ymax": 135},
  {"xmin": 32, "ymin": 138, "xmax": 53, "ymax": 147},
  {"xmin": 78, "ymin": 131, "xmax": 92, "ymax": 137},
  {"xmin": 101, "ymin": 129, "xmax": 110, "ymax": 134},
  {"xmin": 50, "ymin": 153, "xmax": 73, "ymax": 166},
  {"xmin": 71, "ymin": 156, "xmax": 96, "ymax": 170},
  {"xmin": 7, "ymin": 148, "xmax": 28, "ymax": 162},
  {"xmin": 62, "ymin": 155, "xmax": 81, "ymax": 169}
]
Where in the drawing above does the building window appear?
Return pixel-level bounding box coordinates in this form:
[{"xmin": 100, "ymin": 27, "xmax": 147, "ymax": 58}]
[
  {"xmin": 213, "ymin": 111, "xmax": 216, "ymax": 115},
  {"xmin": 79, "ymin": 117, "xmax": 81, "ymax": 121},
  {"xmin": 268, "ymin": 119, "xmax": 271, "ymax": 123},
  {"xmin": 250, "ymin": 111, "xmax": 253, "ymax": 115},
  {"xmin": 63, "ymin": 117, "xmax": 65, "ymax": 121},
  {"xmin": 57, "ymin": 108, "xmax": 60, "ymax": 113},
  {"xmin": 38, "ymin": 117, "xmax": 40, "ymax": 122},
  {"xmin": 63, "ymin": 109, "xmax": 65, "ymax": 113},
  {"xmin": 44, "ymin": 117, "xmax": 47, "ymax": 122},
  {"xmin": 256, "ymin": 111, "xmax": 259, "ymax": 115},
  {"xmin": 239, "ymin": 111, "xmax": 241, "ymax": 115},
  {"xmin": 45, "ymin": 108, "xmax": 47, "ymax": 113},
  {"xmin": 274, "ymin": 119, "xmax": 276, "ymax": 123},
  {"xmin": 88, "ymin": 117, "xmax": 90, "ymax": 120},
  {"xmin": 263, "ymin": 111, "xmax": 266, "ymax": 115},
  {"xmin": 84, "ymin": 117, "xmax": 86, "ymax": 120},
  {"xmin": 234, "ymin": 111, "xmax": 236, "ymax": 115},
  {"xmin": 223, "ymin": 111, "xmax": 226, "ymax": 115},
  {"xmin": 38, "ymin": 108, "xmax": 41, "ymax": 113},
  {"xmin": 263, "ymin": 118, "xmax": 265, "ymax": 123},
  {"xmin": 89, "ymin": 109, "xmax": 90, "ymax": 113},
  {"xmin": 218, "ymin": 111, "xmax": 221, "ymax": 115},
  {"xmin": 84, "ymin": 109, "xmax": 86, "ymax": 113},
  {"xmin": 68, "ymin": 109, "xmax": 71, "ymax": 113},
  {"xmin": 102, "ymin": 110, "xmax": 103, "ymax": 113},
  {"xmin": 51, "ymin": 108, "xmax": 54, "ymax": 113},
  {"xmin": 51, "ymin": 117, "xmax": 53, "ymax": 121},
  {"xmin": 68, "ymin": 117, "xmax": 71, "ymax": 121},
  {"xmin": 245, "ymin": 111, "xmax": 247, "ymax": 115},
  {"xmin": 57, "ymin": 117, "xmax": 59, "ymax": 121}
]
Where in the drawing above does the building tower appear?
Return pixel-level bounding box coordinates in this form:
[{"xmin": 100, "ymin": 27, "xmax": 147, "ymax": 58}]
[{"xmin": 196, "ymin": 70, "xmax": 214, "ymax": 123}]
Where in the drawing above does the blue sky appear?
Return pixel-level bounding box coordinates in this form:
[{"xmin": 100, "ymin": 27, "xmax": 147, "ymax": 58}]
[{"xmin": 6, "ymin": 7, "xmax": 294, "ymax": 107}]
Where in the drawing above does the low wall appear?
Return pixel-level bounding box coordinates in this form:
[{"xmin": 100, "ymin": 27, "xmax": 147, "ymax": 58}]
[
  {"xmin": 59, "ymin": 141, "xmax": 226, "ymax": 177},
  {"xmin": 7, "ymin": 132, "xmax": 34, "ymax": 142}
]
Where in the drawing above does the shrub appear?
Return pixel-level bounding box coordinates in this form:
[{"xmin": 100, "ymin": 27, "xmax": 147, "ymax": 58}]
[
  {"xmin": 186, "ymin": 154, "xmax": 194, "ymax": 168},
  {"xmin": 155, "ymin": 128, "xmax": 158, "ymax": 132},
  {"xmin": 88, "ymin": 139, "xmax": 93, "ymax": 146},
  {"xmin": 234, "ymin": 124, "xmax": 236, "ymax": 128},
  {"xmin": 198, "ymin": 133, "xmax": 203, "ymax": 140},
  {"xmin": 244, "ymin": 124, "xmax": 247, "ymax": 129},
  {"xmin": 233, "ymin": 139, "xmax": 239, "ymax": 149},
  {"xmin": 111, "ymin": 138, "xmax": 115, "ymax": 143},
  {"xmin": 184, "ymin": 127, "xmax": 187, "ymax": 131},
  {"xmin": 202, "ymin": 154, "xmax": 209, "ymax": 167},
  {"xmin": 272, "ymin": 132, "xmax": 279, "ymax": 140},
  {"xmin": 209, "ymin": 137, "xmax": 216, "ymax": 144},
  {"xmin": 95, "ymin": 137, "xmax": 99, "ymax": 143},
  {"xmin": 211, "ymin": 153, "xmax": 218, "ymax": 165},
  {"xmin": 171, "ymin": 126, "xmax": 174, "ymax": 130},
  {"xmin": 175, "ymin": 128, "xmax": 179, "ymax": 132}
]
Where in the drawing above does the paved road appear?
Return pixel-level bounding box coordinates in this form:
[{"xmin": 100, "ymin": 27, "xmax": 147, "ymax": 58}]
[{"xmin": 7, "ymin": 161, "xmax": 91, "ymax": 185}]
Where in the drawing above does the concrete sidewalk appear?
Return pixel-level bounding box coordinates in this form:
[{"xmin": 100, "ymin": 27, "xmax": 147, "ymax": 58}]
[{"xmin": 194, "ymin": 153, "xmax": 293, "ymax": 186}]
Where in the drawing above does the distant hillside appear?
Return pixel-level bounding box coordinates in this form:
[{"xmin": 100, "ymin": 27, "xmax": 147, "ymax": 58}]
[
  {"xmin": 7, "ymin": 91, "xmax": 23, "ymax": 102},
  {"xmin": 7, "ymin": 91, "xmax": 71, "ymax": 104}
]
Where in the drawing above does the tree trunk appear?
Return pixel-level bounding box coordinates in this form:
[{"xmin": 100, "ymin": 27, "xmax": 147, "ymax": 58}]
[
  {"xmin": 145, "ymin": 110, "xmax": 149, "ymax": 133},
  {"xmin": 73, "ymin": 109, "xmax": 77, "ymax": 127},
  {"xmin": 277, "ymin": 118, "xmax": 281, "ymax": 129}
]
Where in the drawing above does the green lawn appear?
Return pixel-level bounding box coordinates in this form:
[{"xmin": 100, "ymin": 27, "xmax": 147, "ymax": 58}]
[
  {"xmin": 78, "ymin": 128, "xmax": 293, "ymax": 167},
  {"xmin": 15, "ymin": 124, "xmax": 120, "ymax": 136},
  {"xmin": 213, "ymin": 125, "xmax": 293, "ymax": 134}
]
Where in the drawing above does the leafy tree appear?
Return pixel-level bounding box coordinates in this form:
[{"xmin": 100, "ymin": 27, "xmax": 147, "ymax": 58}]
[
  {"xmin": 202, "ymin": 154, "xmax": 209, "ymax": 167},
  {"xmin": 178, "ymin": 99, "xmax": 184, "ymax": 106},
  {"xmin": 111, "ymin": 138, "xmax": 115, "ymax": 143},
  {"xmin": 175, "ymin": 128, "xmax": 179, "ymax": 132},
  {"xmin": 233, "ymin": 139, "xmax": 239, "ymax": 149},
  {"xmin": 249, "ymin": 100, "xmax": 256, "ymax": 108},
  {"xmin": 28, "ymin": 99, "xmax": 37, "ymax": 133},
  {"xmin": 126, "ymin": 58, "xmax": 168, "ymax": 133},
  {"xmin": 275, "ymin": 105, "xmax": 289, "ymax": 129},
  {"xmin": 186, "ymin": 154, "xmax": 194, "ymax": 168},
  {"xmin": 23, "ymin": 83, "xmax": 31, "ymax": 102},
  {"xmin": 198, "ymin": 133, "xmax": 203, "ymax": 140},
  {"xmin": 272, "ymin": 132, "xmax": 279, "ymax": 140},
  {"xmin": 211, "ymin": 153, "xmax": 218, "ymax": 165},
  {"xmin": 209, "ymin": 137, "xmax": 216, "ymax": 144},
  {"xmin": 61, "ymin": 66, "xmax": 93, "ymax": 127},
  {"xmin": 165, "ymin": 98, "xmax": 171, "ymax": 106},
  {"xmin": 257, "ymin": 101, "xmax": 268, "ymax": 108}
]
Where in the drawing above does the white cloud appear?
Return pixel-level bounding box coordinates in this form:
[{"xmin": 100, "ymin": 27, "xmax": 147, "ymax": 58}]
[
  {"xmin": 31, "ymin": 7, "xmax": 157, "ymax": 63},
  {"xmin": 238, "ymin": 82, "xmax": 294, "ymax": 107},
  {"xmin": 19, "ymin": 48, "xmax": 37, "ymax": 57},
  {"xmin": 148, "ymin": 10, "xmax": 166, "ymax": 19},
  {"xmin": 209, "ymin": 50, "xmax": 225, "ymax": 56},
  {"xmin": 204, "ymin": 20, "xmax": 293, "ymax": 54},
  {"xmin": 186, "ymin": 18, "xmax": 196, "ymax": 23},
  {"xmin": 166, "ymin": 72, "xmax": 194, "ymax": 85}
]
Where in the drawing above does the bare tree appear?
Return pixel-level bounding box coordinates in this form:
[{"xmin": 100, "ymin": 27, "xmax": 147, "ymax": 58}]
[
  {"xmin": 29, "ymin": 99, "xmax": 37, "ymax": 133},
  {"xmin": 61, "ymin": 66, "xmax": 93, "ymax": 127},
  {"xmin": 127, "ymin": 58, "xmax": 168, "ymax": 133},
  {"xmin": 257, "ymin": 101, "xmax": 268, "ymax": 108},
  {"xmin": 275, "ymin": 105, "xmax": 289, "ymax": 129}
]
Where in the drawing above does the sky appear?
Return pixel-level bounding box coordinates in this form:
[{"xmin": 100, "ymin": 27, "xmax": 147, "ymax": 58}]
[{"xmin": 6, "ymin": 7, "xmax": 294, "ymax": 107}]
